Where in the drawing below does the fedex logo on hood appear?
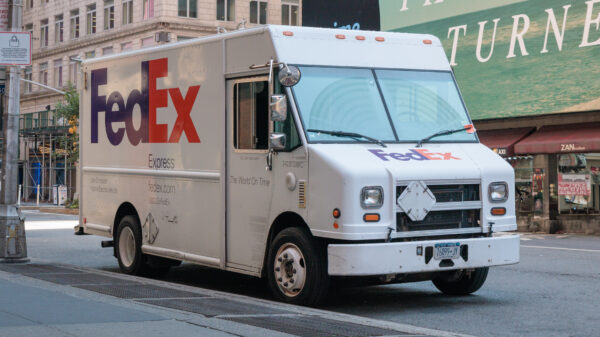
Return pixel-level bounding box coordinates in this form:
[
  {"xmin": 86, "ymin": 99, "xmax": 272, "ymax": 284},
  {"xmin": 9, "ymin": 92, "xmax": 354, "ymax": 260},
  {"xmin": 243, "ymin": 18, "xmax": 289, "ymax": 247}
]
[
  {"xmin": 91, "ymin": 58, "xmax": 200, "ymax": 146},
  {"xmin": 369, "ymin": 149, "xmax": 461, "ymax": 161}
]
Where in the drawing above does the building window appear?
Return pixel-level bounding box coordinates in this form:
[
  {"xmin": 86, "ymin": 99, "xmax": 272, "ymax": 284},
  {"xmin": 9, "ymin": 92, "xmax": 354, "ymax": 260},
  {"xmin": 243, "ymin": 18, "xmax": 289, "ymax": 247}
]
[
  {"xmin": 25, "ymin": 23, "xmax": 33, "ymax": 36},
  {"xmin": 39, "ymin": 62, "xmax": 48, "ymax": 88},
  {"xmin": 141, "ymin": 36, "xmax": 154, "ymax": 48},
  {"xmin": 102, "ymin": 46, "xmax": 113, "ymax": 55},
  {"xmin": 86, "ymin": 4, "xmax": 96, "ymax": 35},
  {"xmin": 55, "ymin": 14, "xmax": 64, "ymax": 43},
  {"xmin": 557, "ymin": 153, "xmax": 600, "ymax": 214},
  {"xmin": 281, "ymin": 1, "xmax": 298, "ymax": 26},
  {"xmin": 177, "ymin": 35, "xmax": 195, "ymax": 41},
  {"xmin": 122, "ymin": 0, "xmax": 133, "ymax": 25},
  {"xmin": 217, "ymin": 0, "xmax": 235, "ymax": 21},
  {"xmin": 249, "ymin": 0, "xmax": 267, "ymax": 24},
  {"xmin": 120, "ymin": 41, "xmax": 133, "ymax": 51},
  {"xmin": 143, "ymin": 0, "xmax": 154, "ymax": 19},
  {"xmin": 23, "ymin": 66, "xmax": 33, "ymax": 93},
  {"xmin": 53, "ymin": 59, "xmax": 63, "ymax": 88},
  {"xmin": 70, "ymin": 9, "xmax": 80, "ymax": 39},
  {"xmin": 69, "ymin": 56, "xmax": 79, "ymax": 87},
  {"xmin": 178, "ymin": 0, "xmax": 197, "ymax": 18},
  {"xmin": 104, "ymin": 0, "xmax": 114, "ymax": 30},
  {"xmin": 40, "ymin": 19, "xmax": 49, "ymax": 47},
  {"xmin": 85, "ymin": 50, "xmax": 95, "ymax": 59},
  {"xmin": 26, "ymin": 0, "xmax": 33, "ymax": 10}
]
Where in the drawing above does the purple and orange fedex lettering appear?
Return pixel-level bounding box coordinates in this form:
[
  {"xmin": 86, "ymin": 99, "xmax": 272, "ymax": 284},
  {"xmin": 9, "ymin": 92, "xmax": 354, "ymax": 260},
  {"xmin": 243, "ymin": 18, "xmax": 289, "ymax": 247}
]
[
  {"xmin": 91, "ymin": 57, "xmax": 201, "ymax": 146},
  {"xmin": 369, "ymin": 149, "xmax": 460, "ymax": 161}
]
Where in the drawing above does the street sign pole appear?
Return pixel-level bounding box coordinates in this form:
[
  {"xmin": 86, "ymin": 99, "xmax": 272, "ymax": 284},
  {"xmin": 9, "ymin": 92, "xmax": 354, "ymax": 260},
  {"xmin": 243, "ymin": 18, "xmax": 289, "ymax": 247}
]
[{"xmin": 0, "ymin": 0, "xmax": 28, "ymax": 263}]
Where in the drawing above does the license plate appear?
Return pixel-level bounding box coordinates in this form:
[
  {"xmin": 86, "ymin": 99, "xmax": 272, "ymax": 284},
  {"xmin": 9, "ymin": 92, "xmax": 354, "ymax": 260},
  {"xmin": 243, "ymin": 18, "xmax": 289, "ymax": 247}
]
[{"xmin": 434, "ymin": 242, "xmax": 460, "ymax": 260}]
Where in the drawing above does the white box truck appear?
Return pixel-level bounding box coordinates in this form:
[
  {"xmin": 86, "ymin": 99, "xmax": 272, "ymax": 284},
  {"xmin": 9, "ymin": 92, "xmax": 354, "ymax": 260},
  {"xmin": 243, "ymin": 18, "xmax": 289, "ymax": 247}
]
[{"xmin": 79, "ymin": 25, "xmax": 519, "ymax": 305}]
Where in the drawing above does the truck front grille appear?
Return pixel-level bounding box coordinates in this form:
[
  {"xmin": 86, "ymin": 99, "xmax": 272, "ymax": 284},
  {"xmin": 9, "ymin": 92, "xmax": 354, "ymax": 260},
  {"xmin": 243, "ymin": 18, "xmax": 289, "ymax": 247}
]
[
  {"xmin": 396, "ymin": 184, "xmax": 480, "ymax": 203},
  {"xmin": 396, "ymin": 209, "xmax": 480, "ymax": 232}
]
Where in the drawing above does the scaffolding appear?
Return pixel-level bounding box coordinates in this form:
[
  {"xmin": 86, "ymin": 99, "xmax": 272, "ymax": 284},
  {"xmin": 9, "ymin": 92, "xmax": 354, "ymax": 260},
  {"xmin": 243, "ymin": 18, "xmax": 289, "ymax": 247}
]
[{"xmin": 18, "ymin": 109, "xmax": 76, "ymax": 203}]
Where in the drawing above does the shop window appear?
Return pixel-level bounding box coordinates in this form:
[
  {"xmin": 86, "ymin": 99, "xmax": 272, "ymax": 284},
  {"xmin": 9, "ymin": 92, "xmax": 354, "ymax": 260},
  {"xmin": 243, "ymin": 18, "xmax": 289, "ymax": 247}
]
[
  {"xmin": 557, "ymin": 153, "xmax": 600, "ymax": 214},
  {"xmin": 514, "ymin": 157, "xmax": 534, "ymax": 215}
]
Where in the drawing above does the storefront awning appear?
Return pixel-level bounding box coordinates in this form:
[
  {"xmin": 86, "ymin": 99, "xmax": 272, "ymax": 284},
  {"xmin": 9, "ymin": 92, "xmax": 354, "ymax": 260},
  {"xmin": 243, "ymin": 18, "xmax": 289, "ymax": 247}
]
[
  {"xmin": 515, "ymin": 123, "xmax": 600, "ymax": 154},
  {"xmin": 477, "ymin": 127, "xmax": 534, "ymax": 157}
]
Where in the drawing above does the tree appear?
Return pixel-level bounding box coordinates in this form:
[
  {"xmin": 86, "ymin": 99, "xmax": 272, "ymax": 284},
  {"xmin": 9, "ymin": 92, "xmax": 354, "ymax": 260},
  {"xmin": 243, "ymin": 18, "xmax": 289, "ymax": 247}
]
[{"xmin": 53, "ymin": 84, "xmax": 79, "ymax": 163}]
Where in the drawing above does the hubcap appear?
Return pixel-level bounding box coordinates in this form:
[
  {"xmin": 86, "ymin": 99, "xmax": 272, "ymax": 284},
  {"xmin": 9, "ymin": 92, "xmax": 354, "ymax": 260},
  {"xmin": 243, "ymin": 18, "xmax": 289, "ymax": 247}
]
[
  {"xmin": 118, "ymin": 227, "xmax": 136, "ymax": 268},
  {"xmin": 274, "ymin": 243, "xmax": 306, "ymax": 297}
]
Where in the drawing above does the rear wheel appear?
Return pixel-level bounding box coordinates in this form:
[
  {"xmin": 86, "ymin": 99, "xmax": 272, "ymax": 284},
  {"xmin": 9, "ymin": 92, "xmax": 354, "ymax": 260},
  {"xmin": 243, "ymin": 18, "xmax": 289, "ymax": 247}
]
[
  {"xmin": 432, "ymin": 267, "xmax": 489, "ymax": 295},
  {"xmin": 267, "ymin": 227, "xmax": 329, "ymax": 306},
  {"xmin": 115, "ymin": 215, "xmax": 171, "ymax": 276}
]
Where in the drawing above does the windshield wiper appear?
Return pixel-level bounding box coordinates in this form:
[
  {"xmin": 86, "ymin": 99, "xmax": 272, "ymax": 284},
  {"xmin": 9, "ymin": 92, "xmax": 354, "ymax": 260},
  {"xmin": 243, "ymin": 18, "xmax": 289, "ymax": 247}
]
[
  {"xmin": 306, "ymin": 129, "xmax": 387, "ymax": 148},
  {"xmin": 416, "ymin": 126, "xmax": 472, "ymax": 148}
]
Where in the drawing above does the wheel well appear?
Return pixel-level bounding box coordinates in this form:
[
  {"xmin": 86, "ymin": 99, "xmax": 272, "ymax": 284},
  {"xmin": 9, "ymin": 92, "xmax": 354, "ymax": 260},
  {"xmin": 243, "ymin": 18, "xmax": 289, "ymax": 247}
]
[
  {"xmin": 113, "ymin": 202, "xmax": 140, "ymax": 240},
  {"xmin": 261, "ymin": 212, "xmax": 310, "ymax": 278}
]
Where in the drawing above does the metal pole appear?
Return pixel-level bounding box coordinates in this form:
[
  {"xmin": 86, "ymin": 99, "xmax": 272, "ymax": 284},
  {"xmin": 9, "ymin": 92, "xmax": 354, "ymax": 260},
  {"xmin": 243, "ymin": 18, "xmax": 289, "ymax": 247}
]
[
  {"xmin": 41, "ymin": 134, "xmax": 45, "ymax": 200},
  {"xmin": 0, "ymin": 0, "xmax": 28, "ymax": 262}
]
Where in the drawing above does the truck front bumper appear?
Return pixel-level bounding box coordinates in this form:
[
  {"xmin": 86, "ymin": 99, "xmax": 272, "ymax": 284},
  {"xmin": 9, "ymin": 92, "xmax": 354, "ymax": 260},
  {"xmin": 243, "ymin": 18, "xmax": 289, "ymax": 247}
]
[{"xmin": 327, "ymin": 234, "xmax": 520, "ymax": 276}]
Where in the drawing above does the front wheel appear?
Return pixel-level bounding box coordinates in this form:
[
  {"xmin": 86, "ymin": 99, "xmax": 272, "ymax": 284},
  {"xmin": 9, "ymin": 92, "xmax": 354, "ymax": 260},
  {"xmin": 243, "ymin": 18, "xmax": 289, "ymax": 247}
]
[
  {"xmin": 432, "ymin": 267, "xmax": 489, "ymax": 295},
  {"xmin": 266, "ymin": 227, "xmax": 329, "ymax": 306}
]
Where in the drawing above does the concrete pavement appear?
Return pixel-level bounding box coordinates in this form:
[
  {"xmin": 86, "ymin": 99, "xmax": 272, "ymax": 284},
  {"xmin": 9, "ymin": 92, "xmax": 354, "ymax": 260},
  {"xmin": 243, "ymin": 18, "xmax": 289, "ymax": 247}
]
[{"xmin": 0, "ymin": 261, "xmax": 469, "ymax": 337}]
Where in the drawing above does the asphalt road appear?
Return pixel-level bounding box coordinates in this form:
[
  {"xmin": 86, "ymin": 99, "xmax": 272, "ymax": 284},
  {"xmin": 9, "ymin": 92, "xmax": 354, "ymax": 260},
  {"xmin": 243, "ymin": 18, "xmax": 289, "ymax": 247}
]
[{"xmin": 23, "ymin": 210, "xmax": 600, "ymax": 337}]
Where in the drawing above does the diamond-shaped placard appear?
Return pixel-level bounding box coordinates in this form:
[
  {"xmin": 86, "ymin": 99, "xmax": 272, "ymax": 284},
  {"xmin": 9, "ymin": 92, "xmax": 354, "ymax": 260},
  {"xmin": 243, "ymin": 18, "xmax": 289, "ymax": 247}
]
[{"xmin": 397, "ymin": 181, "xmax": 436, "ymax": 221}]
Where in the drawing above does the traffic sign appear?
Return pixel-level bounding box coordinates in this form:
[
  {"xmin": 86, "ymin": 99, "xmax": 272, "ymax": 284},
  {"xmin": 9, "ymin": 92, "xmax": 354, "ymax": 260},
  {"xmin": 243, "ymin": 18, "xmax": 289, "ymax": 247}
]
[{"xmin": 0, "ymin": 32, "xmax": 31, "ymax": 66}]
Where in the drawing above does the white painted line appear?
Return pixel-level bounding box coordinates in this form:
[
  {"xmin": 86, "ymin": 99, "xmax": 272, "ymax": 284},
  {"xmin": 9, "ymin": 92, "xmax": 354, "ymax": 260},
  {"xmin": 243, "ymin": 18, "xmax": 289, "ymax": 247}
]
[
  {"xmin": 521, "ymin": 245, "xmax": 600, "ymax": 253},
  {"xmin": 25, "ymin": 220, "xmax": 78, "ymax": 230}
]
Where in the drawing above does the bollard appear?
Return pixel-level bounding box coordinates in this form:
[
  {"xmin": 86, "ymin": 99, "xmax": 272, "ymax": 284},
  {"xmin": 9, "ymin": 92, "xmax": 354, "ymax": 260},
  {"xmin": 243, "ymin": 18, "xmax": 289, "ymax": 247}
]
[
  {"xmin": 17, "ymin": 185, "xmax": 21, "ymax": 205},
  {"xmin": 36, "ymin": 185, "xmax": 40, "ymax": 206}
]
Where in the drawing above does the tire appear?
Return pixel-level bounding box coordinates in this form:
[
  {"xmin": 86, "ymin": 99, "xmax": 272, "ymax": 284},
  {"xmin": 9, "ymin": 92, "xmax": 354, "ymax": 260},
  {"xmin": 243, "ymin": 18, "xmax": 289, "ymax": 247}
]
[
  {"xmin": 432, "ymin": 267, "xmax": 489, "ymax": 295},
  {"xmin": 266, "ymin": 227, "xmax": 329, "ymax": 306},
  {"xmin": 115, "ymin": 215, "xmax": 171, "ymax": 276}
]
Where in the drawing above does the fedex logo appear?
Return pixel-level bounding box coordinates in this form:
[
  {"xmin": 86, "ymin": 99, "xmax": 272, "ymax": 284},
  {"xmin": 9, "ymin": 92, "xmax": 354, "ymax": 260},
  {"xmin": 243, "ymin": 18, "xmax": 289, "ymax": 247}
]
[
  {"xmin": 91, "ymin": 58, "xmax": 200, "ymax": 146},
  {"xmin": 369, "ymin": 149, "xmax": 460, "ymax": 161}
]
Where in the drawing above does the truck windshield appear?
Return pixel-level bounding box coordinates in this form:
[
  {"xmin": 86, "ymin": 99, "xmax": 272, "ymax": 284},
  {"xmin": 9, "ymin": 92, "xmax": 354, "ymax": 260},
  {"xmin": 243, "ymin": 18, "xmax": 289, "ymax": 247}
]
[{"xmin": 292, "ymin": 66, "xmax": 477, "ymax": 144}]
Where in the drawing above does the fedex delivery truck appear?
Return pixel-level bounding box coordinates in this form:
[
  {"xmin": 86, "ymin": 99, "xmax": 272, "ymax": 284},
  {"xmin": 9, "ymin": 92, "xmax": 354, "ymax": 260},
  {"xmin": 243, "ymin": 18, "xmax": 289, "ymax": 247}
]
[{"xmin": 79, "ymin": 25, "xmax": 519, "ymax": 305}]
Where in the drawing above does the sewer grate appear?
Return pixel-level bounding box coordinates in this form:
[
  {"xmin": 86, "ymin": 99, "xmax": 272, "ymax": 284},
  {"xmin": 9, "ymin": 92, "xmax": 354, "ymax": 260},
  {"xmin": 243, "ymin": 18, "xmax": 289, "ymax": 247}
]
[
  {"xmin": 30, "ymin": 272, "xmax": 139, "ymax": 286},
  {"xmin": 75, "ymin": 284, "xmax": 207, "ymax": 299},
  {"xmin": 137, "ymin": 297, "xmax": 289, "ymax": 317},
  {"xmin": 0, "ymin": 263, "xmax": 82, "ymax": 275},
  {"xmin": 223, "ymin": 315, "xmax": 412, "ymax": 337}
]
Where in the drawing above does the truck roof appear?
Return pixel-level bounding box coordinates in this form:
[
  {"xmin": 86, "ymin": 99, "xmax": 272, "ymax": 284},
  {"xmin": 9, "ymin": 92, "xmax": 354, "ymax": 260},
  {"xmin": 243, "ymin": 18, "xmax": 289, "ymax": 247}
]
[{"xmin": 82, "ymin": 25, "xmax": 450, "ymax": 71}]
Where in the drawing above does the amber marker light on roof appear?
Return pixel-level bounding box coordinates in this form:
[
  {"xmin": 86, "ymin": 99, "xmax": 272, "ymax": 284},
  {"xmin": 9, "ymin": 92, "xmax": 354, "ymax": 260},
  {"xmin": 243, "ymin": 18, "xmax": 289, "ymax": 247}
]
[
  {"xmin": 423, "ymin": 39, "xmax": 433, "ymax": 44},
  {"xmin": 375, "ymin": 37, "xmax": 385, "ymax": 42},
  {"xmin": 335, "ymin": 34, "xmax": 346, "ymax": 39},
  {"xmin": 355, "ymin": 35, "xmax": 366, "ymax": 41},
  {"xmin": 283, "ymin": 31, "xmax": 294, "ymax": 36}
]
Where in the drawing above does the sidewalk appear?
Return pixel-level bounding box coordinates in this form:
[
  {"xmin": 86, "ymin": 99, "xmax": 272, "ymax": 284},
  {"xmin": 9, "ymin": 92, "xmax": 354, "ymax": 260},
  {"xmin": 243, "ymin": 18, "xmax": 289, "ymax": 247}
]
[
  {"xmin": 0, "ymin": 261, "xmax": 469, "ymax": 337},
  {"xmin": 18, "ymin": 201, "xmax": 79, "ymax": 215}
]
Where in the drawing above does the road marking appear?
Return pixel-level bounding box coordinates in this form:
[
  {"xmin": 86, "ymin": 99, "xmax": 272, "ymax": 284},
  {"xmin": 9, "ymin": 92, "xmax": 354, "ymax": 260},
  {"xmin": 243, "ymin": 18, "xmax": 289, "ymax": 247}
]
[{"xmin": 521, "ymin": 245, "xmax": 600, "ymax": 253}]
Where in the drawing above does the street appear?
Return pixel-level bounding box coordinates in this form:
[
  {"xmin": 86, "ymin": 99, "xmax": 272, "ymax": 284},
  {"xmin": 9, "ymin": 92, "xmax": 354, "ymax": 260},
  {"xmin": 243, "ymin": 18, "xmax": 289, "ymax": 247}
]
[{"xmin": 24, "ymin": 210, "xmax": 600, "ymax": 337}]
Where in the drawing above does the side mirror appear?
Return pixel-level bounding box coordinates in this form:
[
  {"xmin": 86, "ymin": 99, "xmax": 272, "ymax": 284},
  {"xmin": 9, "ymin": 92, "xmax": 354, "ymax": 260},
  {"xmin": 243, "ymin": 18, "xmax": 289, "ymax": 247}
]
[
  {"xmin": 270, "ymin": 133, "xmax": 286, "ymax": 150},
  {"xmin": 270, "ymin": 95, "xmax": 287, "ymax": 122}
]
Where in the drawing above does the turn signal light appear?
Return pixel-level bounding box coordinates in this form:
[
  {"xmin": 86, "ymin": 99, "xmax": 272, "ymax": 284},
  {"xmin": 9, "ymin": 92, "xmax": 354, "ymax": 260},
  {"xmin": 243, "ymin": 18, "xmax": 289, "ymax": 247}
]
[
  {"xmin": 363, "ymin": 213, "xmax": 380, "ymax": 222},
  {"xmin": 283, "ymin": 31, "xmax": 294, "ymax": 36},
  {"xmin": 491, "ymin": 207, "xmax": 506, "ymax": 216}
]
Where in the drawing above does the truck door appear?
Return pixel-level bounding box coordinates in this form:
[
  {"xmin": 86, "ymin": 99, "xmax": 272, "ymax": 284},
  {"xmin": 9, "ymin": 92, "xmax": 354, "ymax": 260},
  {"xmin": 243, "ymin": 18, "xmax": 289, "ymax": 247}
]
[{"xmin": 226, "ymin": 76, "xmax": 273, "ymax": 271}]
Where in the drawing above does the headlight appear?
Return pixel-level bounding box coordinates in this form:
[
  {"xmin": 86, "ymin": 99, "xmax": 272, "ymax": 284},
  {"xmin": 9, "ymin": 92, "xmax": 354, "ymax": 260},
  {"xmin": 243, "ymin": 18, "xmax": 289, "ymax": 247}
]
[
  {"xmin": 488, "ymin": 182, "xmax": 508, "ymax": 202},
  {"xmin": 361, "ymin": 186, "xmax": 384, "ymax": 209}
]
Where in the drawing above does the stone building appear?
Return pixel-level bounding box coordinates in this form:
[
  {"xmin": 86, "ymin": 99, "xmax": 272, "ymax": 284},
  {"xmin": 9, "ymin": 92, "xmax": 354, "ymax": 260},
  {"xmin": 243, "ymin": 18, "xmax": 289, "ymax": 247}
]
[{"xmin": 18, "ymin": 0, "xmax": 301, "ymax": 201}]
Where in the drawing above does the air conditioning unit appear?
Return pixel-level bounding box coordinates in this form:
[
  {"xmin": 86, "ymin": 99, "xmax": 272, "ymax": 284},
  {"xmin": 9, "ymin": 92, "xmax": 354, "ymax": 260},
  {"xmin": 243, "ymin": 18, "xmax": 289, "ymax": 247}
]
[{"xmin": 155, "ymin": 31, "xmax": 171, "ymax": 43}]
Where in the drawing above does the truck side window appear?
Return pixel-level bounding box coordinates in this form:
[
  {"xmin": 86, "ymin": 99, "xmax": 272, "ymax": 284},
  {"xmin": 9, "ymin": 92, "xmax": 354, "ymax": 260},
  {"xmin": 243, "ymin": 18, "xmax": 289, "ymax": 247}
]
[
  {"xmin": 234, "ymin": 81, "xmax": 269, "ymax": 150},
  {"xmin": 273, "ymin": 76, "xmax": 301, "ymax": 151}
]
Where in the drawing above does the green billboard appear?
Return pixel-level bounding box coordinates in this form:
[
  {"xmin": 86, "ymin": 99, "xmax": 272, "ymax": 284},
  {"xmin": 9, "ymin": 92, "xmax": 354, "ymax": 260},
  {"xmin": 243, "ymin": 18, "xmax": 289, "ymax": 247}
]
[{"xmin": 380, "ymin": 0, "xmax": 600, "ymax": 120}]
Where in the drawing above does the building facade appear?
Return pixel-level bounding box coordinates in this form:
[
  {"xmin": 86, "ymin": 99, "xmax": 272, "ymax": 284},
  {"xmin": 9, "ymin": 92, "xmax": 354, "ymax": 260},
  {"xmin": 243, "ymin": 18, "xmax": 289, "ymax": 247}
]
[{"xmin": 19, "ymin": 0, "xmax": 301, "ymax": 202}]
